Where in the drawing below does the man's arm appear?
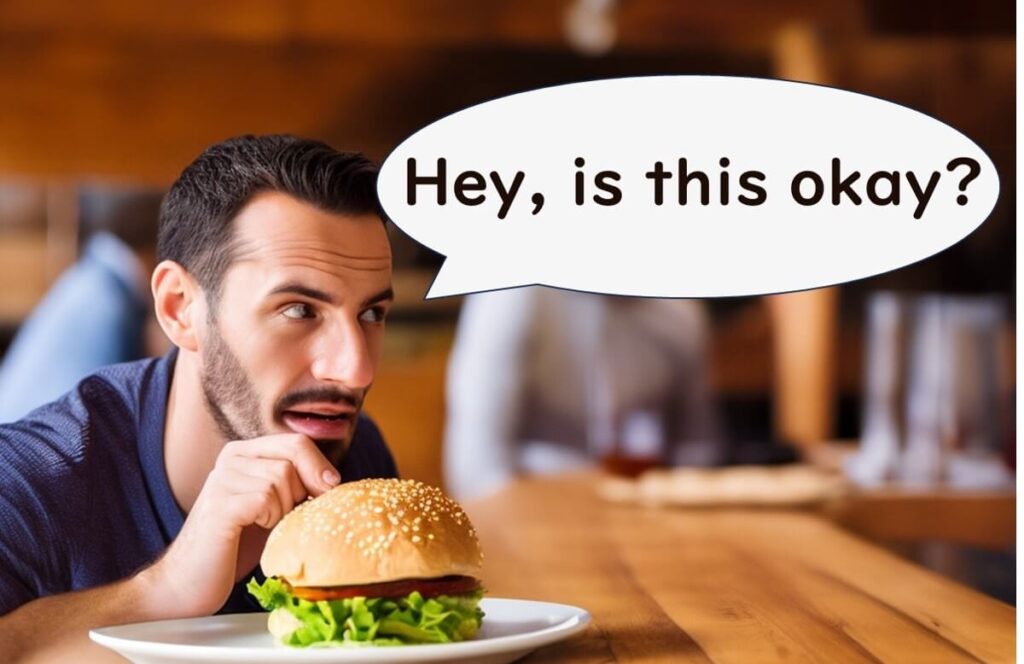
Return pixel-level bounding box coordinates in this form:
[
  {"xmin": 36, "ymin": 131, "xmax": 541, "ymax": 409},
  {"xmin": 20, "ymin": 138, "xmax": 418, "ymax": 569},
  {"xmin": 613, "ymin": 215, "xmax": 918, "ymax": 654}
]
[
  {"xmin": 0, "ymin": 269, "xmax": 140, "ymax": 423},
  {"xmin": 0, "ymin": 567, "xmax": 166, "ymax": 663},
  {"xmin": 0, "ymin": 433, "xmax": 341, "ymax": 663},
  {"xmin": 665, "ymin": 301, "xmax": 722, "ymax": 465}
]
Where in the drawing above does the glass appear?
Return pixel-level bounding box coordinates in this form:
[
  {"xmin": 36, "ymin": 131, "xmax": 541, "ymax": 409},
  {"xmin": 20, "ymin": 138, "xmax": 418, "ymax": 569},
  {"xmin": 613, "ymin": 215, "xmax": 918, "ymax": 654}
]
[
  {"xmin": 586, "ymin": 299, "xmax": 668, "ymax": 478},
  {"xmin": 847, "ymin": 292, "xmax": 1012, "ymax": 488}
]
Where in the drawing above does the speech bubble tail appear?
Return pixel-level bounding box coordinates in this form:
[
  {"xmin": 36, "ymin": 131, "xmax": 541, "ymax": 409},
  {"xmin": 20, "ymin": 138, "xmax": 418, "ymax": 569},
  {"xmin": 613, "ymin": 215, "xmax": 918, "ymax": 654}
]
[
  {"xmin": 424, "ymin": 259, "xmax": 531, "ymax": 299},
  {"xmin": 424, "ymin": 260, "xmax": 461, "ymax": 299}
]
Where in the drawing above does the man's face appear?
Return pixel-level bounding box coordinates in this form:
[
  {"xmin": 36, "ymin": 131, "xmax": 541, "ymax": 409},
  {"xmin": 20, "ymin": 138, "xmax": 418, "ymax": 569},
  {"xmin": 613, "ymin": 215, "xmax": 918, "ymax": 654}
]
[{"xmin": 198, "ymin": 191, "xmax": 393, "ymax": 460}]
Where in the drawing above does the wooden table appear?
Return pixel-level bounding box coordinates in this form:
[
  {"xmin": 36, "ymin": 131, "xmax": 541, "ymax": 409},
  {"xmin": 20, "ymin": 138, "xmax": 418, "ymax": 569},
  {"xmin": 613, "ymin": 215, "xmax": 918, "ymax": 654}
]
[
  {"xmin": 465, "ymin": 473, "xmax": 1016, "ymax": 663},
  {"xmin": 810, "ymin": 442, "xmax": 1016, "ymax": 551}
]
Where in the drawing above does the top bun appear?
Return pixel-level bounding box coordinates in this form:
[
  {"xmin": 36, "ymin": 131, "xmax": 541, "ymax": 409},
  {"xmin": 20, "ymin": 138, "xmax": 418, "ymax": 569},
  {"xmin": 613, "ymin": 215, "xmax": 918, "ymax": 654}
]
[{"xmin": 260, "ymin": 478, "xmax": 484, "ymax": 587}]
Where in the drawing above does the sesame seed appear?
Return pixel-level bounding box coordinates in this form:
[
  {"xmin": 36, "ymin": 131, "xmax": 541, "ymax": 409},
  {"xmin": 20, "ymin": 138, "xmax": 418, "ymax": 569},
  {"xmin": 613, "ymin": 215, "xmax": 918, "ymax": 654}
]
[{"xmin": 269, "ymin": 478, "xmax": 482, "ymax": 571}]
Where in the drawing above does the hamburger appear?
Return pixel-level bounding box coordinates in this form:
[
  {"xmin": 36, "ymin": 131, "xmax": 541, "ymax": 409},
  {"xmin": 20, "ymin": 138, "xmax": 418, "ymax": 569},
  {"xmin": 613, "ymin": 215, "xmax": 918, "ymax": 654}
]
[{"xmin": 247, "ymin": 478, "xmax": 485, "ymax": 647}]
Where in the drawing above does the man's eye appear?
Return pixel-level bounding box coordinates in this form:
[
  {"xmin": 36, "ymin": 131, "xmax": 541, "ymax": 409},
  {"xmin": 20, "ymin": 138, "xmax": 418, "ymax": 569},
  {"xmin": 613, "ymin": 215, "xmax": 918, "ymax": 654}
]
[
  {"xmin": 359, "ymin": 307, "xmax": 387, "ymax": 324},
  {"xmin": 282, "ymin": 303, "xmax": 314, "ymax": 320}
]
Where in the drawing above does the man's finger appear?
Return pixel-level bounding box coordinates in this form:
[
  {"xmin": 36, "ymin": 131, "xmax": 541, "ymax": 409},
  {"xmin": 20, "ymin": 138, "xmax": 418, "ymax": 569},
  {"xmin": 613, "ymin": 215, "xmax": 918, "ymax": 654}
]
[
  {"xmin": 228, "ymin": 488, "xmax": 283, "ymax": 531},
  {"xmin": 223, "ymin": 434, "xmax": 340, "ymax": 495},
  {"xmin": 241, "ymin": 460, "xmax": 296, "ymax": 517}
]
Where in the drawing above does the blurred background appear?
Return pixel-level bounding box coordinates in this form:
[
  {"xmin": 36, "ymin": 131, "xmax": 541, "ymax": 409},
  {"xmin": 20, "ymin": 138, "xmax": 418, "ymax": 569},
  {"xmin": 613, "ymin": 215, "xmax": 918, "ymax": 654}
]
[{"xmin": 0, "ymin": 1, "xmax": 1014, "ymax": 602}]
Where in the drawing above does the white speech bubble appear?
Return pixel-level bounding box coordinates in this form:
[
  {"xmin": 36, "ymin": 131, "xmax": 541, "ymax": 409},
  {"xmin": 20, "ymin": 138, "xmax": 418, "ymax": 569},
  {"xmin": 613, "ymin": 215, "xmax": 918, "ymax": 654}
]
[{"xmin": 377, "ymin": 76, "xmax": 999, "ymax": 298}]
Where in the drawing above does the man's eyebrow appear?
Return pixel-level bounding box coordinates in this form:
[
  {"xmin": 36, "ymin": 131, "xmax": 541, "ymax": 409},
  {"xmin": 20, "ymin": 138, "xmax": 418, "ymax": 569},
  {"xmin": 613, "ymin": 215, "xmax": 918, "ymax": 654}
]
[
  {"xmin": 266, "ymin": 283, "xmax": 336, "ymax": 305},
  {"xmin": 363, "ymin": 287, "xmax": 395, "ymax": 308},
  {"xmin": 266, "ymin": 283, "xmax": 394, "ymax": 308}
]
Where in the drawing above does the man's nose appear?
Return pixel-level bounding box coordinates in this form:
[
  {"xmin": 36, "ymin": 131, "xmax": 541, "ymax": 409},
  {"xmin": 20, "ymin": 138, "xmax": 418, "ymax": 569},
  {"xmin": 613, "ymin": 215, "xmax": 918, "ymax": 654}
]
[{"xmin": 310, "ymin": 320, "xmax": 374, "ymax": 389}]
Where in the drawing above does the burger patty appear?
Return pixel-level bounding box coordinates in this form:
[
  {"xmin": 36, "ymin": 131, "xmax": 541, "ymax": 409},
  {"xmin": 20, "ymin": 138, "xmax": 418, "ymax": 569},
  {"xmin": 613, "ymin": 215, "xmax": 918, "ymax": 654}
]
[{"xmin": 290, "ymin": 574, "xmax": 481, "ymax": 601}]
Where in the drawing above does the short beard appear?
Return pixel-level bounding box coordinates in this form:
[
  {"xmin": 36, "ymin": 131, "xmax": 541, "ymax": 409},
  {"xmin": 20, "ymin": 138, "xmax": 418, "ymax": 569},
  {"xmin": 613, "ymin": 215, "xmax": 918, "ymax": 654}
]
[
  {"xmin": 200, "ymin": 317, "xmax": 265, "ymax": 443},
  {"xmin": 199, "ymin": 315, "xmax": 363, "ymax": 464}
]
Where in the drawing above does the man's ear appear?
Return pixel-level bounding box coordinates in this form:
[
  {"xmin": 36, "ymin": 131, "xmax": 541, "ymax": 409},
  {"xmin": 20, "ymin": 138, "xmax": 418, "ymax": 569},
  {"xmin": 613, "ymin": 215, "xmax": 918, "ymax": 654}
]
[{"xmin": 151, "ymin": 260, "xmax": 204, "ymax": 353}]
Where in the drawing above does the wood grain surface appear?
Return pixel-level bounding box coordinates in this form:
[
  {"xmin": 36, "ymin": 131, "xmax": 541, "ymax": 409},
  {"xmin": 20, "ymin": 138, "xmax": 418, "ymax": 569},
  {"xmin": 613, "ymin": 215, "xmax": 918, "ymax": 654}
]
[{"xmin": 465, "ymin": 473, "xmax": 1015, "ymax": 663}]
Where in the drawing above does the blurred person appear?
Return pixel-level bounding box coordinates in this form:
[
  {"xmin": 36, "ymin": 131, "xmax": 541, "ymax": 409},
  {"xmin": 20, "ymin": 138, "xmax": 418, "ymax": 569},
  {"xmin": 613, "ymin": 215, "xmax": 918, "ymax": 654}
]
[
  {"xmin": 0, "ymin": 187, "xmax": 164, "ymax": 422},
  {"xmin": 444, "ymin": 288, "xmax": 721, "ymax": 499},
  {"xmin": 0, "ymin": 136, "xmax": 398, "ymax": 661}
]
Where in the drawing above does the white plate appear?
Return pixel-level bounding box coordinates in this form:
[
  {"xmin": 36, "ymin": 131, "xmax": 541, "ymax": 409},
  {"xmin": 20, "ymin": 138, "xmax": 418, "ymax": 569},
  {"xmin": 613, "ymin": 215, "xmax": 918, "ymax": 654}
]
[{"xmin": 90, "ymin": 598, "xmax": 591, "ymax": 664}]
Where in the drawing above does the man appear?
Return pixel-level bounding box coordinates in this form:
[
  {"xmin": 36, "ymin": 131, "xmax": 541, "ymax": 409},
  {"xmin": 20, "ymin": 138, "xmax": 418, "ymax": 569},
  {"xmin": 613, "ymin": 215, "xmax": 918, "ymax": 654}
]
[
  {"xmin": 0, "ymin": 187, "xmax": 164, "ymax": 422},
  {"xmin": 0, "ymin": 135, "xmax": 398, "ymax": 661}
]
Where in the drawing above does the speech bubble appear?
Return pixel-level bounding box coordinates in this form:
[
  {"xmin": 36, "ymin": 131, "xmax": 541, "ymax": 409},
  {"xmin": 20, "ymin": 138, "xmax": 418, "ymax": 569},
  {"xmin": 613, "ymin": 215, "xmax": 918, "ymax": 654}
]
[{"xmin": 377, "ymin": 76, "xmax": 999, "ymax": 298}]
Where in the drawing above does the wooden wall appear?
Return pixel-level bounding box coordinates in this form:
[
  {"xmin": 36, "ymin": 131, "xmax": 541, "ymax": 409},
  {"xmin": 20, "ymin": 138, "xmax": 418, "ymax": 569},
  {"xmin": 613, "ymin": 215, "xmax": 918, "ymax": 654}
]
[{"xmin": 0, "ymin": 1, "xmax": 1013, "ymax": 479}]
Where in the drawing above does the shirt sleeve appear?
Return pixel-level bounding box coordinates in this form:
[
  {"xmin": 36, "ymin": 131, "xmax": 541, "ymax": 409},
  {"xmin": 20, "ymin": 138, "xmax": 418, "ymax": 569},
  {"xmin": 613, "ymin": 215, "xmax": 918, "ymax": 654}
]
[
  {"xmin": 0, "ymin": 502, "xmax": 41, "ymax": 615},
  {"xmin": 663, "ymin": 302, "xmax": 724, "ymax": 465},
  {"xmin": 443, "ymin": 289, "xmax": 538, "ymax": 500},
  {"xmin": 0, "ymin": 423, "xmax": 71, "ymax": 616},
  {"xmin": 0, "ymin": 263, "xmax": 143, "ymax": 423}
]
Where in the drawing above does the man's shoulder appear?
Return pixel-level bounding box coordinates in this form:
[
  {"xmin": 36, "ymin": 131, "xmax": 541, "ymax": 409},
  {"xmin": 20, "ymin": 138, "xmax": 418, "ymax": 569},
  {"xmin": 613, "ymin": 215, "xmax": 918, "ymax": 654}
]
[
  {"xmin": 0, "ymin": 355, "xmax": 165, "ymax": 469},
  {"xmin": 84, "ymin": 355, "xmax": 166, "ymax": 413},
  {"xmin": 0, "ymin": 355, "xmax": 170, "ymax": 613},
  {"xmin": 35, "ymin": 355, "xmax": 161, "ymax": 424}
]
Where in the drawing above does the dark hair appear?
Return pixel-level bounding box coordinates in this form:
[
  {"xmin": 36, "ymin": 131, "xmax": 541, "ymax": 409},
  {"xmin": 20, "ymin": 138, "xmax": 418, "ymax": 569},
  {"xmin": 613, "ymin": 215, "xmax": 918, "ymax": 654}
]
[{"xmin": 158, "ymin": 134, "xmax": 381, "ymax": 301}]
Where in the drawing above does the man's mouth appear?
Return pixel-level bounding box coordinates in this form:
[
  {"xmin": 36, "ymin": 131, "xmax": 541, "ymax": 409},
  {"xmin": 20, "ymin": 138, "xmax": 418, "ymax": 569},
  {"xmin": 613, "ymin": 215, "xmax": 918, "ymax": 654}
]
[{"xmin": 281, "ymin": 406, "xmax": 356, "ymax": 440}]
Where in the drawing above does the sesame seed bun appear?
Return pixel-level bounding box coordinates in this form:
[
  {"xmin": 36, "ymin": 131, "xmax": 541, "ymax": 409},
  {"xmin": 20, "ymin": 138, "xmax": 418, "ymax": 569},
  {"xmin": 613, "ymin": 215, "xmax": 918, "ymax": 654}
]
[{"xmin": 260, "ymin": 478, "xmax": 484, "ymax": 587}]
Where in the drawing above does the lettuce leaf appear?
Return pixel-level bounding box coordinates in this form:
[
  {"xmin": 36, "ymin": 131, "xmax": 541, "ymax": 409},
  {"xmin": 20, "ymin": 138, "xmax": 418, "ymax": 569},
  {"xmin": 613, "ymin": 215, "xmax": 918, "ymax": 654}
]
[{"xmin": 246, "ymin": 577, "xmax": 485, "ymax": 647}]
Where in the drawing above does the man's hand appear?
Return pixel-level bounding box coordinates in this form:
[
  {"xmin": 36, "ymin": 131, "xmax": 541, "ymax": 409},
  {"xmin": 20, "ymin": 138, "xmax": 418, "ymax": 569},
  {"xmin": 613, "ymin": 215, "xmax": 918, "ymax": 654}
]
[
  {"xmin": 142, "ymin": 433, "xmax": 340, "ymax": 617},
  {"xmin": 0, "ymin": 435, "xmax": 342, "ymax": 663}
]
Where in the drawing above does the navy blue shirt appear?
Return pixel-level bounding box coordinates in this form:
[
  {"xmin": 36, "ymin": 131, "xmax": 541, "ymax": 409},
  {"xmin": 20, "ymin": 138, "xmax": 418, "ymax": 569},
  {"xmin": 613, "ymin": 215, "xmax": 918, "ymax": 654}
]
[{"xmin": 0, "ymin": 350, "xmax": 398, "ymax": 617}]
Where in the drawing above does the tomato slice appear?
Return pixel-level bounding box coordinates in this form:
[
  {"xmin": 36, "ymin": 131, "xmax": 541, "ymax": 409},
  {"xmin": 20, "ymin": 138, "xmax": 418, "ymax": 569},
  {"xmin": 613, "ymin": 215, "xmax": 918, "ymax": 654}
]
[{"xmin": 290, "ymin": 575, "xmax": 481, "ymax": 601}]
